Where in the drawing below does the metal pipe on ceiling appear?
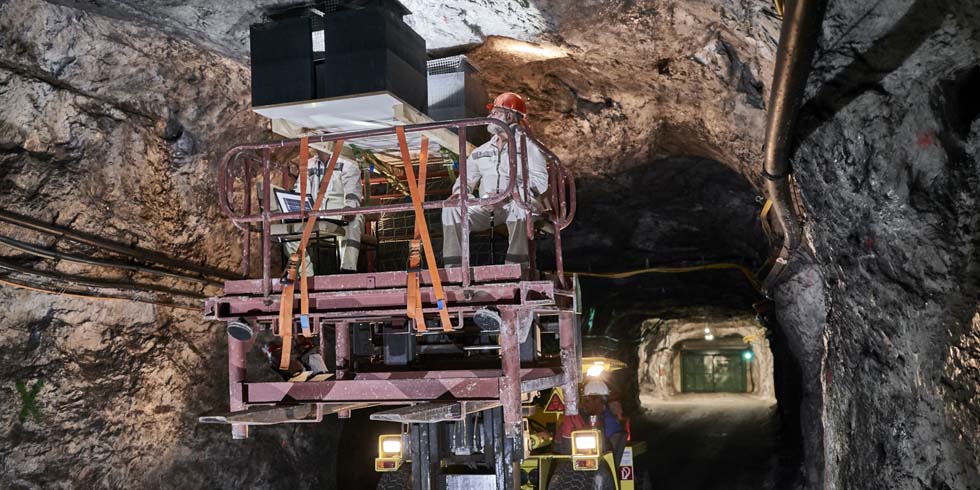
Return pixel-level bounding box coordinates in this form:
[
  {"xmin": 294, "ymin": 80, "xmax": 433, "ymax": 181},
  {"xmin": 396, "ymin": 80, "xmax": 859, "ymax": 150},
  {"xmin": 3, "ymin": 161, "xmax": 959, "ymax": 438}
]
[{"xmin": 761, "ymin": 0, "xmax": 827, "ymax": 290}]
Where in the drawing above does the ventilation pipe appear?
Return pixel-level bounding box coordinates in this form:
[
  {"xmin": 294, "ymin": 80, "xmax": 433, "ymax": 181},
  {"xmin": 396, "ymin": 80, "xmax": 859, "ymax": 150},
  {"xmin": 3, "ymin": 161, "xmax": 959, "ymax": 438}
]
[{"xmin": 762, "ymin": 0, "xmax": 827, "ymax": 289}]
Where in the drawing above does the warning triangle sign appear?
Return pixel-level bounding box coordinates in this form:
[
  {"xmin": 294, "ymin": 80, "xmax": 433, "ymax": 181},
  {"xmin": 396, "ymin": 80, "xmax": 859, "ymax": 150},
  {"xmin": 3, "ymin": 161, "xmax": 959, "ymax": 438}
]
[{"xmin": 543, "ymin": 389, "xmax": 565, "ymax": 414}]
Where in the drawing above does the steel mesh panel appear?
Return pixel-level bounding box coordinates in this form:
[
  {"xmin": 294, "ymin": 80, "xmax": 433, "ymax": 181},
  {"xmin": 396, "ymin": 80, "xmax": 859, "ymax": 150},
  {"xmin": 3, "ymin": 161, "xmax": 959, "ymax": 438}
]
[{"xmin": 426, "ymin": 55, "xmax": 478, "ymax": 76}]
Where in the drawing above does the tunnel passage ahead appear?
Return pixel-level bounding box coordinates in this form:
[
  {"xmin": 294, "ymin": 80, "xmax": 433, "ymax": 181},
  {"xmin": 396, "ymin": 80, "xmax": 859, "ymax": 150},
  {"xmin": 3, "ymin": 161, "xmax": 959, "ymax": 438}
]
[
  {"xmin": 633, "ymin": 394, "xmax": 779, "ymax": 490},
  {"xmin": 638, "ymin": 313, "xmax": 775, "ymax": 400},
  {"xmin": 541, "ymin": 155, "xmax": 767, "ymax": 273},
  {"xmin": 628, "ymin": 310, "xmax": 783, "ymax": 489},
  {"xmin": 563, "ymin": 151, "xmax": 794, "ymax": 488}
]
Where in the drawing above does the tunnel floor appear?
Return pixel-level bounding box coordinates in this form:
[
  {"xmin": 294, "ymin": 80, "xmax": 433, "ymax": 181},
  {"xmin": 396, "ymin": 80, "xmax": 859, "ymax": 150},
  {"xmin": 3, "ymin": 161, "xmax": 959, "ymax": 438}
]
[{"xmin": 632, "ymin": 394, "xmax": 781, "ymax": 490}]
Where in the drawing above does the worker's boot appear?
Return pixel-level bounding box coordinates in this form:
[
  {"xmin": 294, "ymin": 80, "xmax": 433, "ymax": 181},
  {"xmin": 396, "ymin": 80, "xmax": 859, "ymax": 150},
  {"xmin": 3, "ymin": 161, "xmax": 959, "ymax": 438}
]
[{"xmin": 473, "ymin": 307, "xmax": 502, "ymax": 331}]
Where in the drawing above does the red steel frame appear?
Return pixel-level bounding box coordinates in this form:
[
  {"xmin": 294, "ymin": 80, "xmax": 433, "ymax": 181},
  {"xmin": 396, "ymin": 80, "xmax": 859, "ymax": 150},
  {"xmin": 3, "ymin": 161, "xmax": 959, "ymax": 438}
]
[{"xmin": 207, "ymin": 119, "xmax": 579, "ymax": 443}]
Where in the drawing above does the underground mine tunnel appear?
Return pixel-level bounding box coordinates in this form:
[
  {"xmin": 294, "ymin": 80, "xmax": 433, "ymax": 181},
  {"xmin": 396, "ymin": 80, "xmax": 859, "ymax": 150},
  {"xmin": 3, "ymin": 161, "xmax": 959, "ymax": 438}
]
[{"xmin": 1, "ymin": 0, "xmax": 978, "ymax": 489}]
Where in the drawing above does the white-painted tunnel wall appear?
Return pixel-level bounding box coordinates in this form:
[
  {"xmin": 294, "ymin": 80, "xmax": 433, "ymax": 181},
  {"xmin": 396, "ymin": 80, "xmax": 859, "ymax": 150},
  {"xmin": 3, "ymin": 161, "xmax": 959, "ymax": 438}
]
[{"xmin": 637, "ymin": 314, "xmax": 776, "ymax": 400}]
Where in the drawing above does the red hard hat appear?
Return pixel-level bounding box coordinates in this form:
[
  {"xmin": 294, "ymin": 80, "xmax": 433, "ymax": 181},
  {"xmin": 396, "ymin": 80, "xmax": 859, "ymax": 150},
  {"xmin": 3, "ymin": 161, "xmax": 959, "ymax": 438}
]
[{"xmin": 486, "ymin": 92, "xmax": 528, "ymax": 117}]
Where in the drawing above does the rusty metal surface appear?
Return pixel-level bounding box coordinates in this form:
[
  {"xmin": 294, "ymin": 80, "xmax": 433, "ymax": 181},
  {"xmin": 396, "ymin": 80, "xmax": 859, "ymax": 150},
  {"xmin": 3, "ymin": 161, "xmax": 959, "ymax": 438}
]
[
  {"xmin": 208, "ymin": 117, "xmax": 580, "ymax": 443},
  {"xmin": 558, "ymin": 310, "xmax": 580, "ymax": 416},
  {"xmin": 227, "ymin": 334, "xmax": 252, "ymax": 439},
  {"xmin": 207, "ymin": 265, "xmax": 563, "ymax": 323},
  {"xmin": 199, "ymin": 404, "xmax": 319, "ymax": 425},
  {"xmin": 458, "ymin": 127, "xmax": 472, "ymax": 287},
  {"xmin": 354, "ymin": 367, "xmax": 560, "ymax": 381},
  {"xmin": 221, "ymin": 264, "xmax": 523, "ymax": 295},
  {"xmin": 233, "ymin": 283, "xmax": 539, "ymax": 309},
  {"xmin": 498, "ymin": 309, "xmax": 522, "ymax": 440},
  {"xmin": 242, "ymin": 367, "xmax": 566, "ymax": 405},
  {"xmin": 244, "ymin": 378, "xmax": 501, "ymax": 404},
  {"xmin": 368, "ymin": 400, "xmax": 502, "ymax": 423},
  {"xmin": 215, "ymin": 118, "xmax": 575, "ymax": 291},
  {"xmin": 218, "ymin": 120, "xmax": 523, "ymax": 225},
  {"xmin": 335, "ymin": 321, "xmax": 350, "ymax": 379}
]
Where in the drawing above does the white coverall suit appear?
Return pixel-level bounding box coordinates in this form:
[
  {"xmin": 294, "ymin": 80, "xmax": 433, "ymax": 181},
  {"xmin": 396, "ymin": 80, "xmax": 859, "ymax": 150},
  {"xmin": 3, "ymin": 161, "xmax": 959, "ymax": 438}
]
[
  {"xmin": 441, "ymin": 127, "xmax": 549, "ymax": 266},
  {"xmin": 284, "ymin": 155, "xmax": 364, "ymax": 274}
]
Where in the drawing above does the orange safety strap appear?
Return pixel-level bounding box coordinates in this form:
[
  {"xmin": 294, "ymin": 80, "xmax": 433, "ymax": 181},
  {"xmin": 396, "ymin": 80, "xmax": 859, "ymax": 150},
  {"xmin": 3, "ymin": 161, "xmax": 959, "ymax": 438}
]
[
  {"xmin": 406, "ymin": 239, "xmax": 424, "ymax": 331},
  {"xmin": 278, "ymin": 139, "xmax": 345, "ymax": 370},
  {"xmin": 298, "ymin": 138, "xmax": 312, "ymax": 338},
  {"xmin": 396, "ymin": 127, "xmax": 452, "ymax": 332},
  {"xmin": 405, "ymin": 140, "xmax": 429, "ymax": 331}
]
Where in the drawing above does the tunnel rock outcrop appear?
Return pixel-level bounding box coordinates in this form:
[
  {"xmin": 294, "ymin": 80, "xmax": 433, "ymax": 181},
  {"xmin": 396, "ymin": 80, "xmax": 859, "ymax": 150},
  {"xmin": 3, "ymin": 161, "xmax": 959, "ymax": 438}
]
[
  {"xmin": 0, "ymin": 0, "xmax": 339, "ymax": 488},
  {"xmin": 778, "ymin": 0, "xmax": 980, "ymax": 488}
]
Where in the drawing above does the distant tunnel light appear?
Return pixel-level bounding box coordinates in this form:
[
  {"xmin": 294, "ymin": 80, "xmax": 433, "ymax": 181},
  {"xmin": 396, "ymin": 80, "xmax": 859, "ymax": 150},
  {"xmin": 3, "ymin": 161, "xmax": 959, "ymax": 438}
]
[{"xmin": 743, "ymin": 350, "xmax": 754, "ymax": 360}]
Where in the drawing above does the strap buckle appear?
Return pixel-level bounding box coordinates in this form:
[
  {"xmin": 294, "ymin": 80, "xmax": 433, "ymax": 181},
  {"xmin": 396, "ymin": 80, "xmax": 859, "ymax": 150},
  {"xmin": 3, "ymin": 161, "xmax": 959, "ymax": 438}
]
[{"xmin": 406, "ymin": 240, "xmax": 423, "ymax": 273}]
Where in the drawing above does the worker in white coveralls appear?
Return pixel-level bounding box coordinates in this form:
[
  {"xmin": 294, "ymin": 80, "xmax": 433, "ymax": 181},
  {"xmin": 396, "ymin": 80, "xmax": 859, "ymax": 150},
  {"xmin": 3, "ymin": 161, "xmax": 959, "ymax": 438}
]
[
  {"xmin": 441, "ymin": 92, "xmax": 550, "ymax": 268},
  {"xmin": 283, "ymin": 150, "xmax": 364, "ymax": 274}
]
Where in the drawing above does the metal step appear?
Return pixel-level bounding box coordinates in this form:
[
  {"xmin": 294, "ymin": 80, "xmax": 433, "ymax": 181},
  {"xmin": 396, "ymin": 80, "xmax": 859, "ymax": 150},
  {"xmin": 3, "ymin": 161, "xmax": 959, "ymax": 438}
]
[
  {"xmin": 370, "ymin": 401, "xmax": 501, "ymax": 423},
  {"xmin": 199, "ymin": 402, "xmax": 376, "ymax": 425}
]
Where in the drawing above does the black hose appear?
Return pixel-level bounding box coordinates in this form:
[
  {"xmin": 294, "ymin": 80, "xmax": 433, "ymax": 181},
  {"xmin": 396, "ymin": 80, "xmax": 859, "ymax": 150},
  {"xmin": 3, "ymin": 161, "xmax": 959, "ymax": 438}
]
[
  {"xmin": 0, "ymin": 275, "xmax": 198, "ymax": 311},
  {"xmin": 761, "ymin": 0, "xmax": 827, "ymax": 291},
  {"xmin": 0, "ymin": 234, "xmax": 220, "ymax": 287},
  {"xmin": 0, "ymin": 259, "xmax": 206, "ymax": 299},
  {"xmin": 0, "ymin": 209, "xmax": 237, "ymax": 280}
]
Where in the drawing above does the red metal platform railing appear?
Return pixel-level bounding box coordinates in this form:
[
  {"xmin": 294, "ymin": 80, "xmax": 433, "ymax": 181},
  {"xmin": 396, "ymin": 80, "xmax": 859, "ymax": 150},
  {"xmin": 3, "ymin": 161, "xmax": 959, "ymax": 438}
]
[{"xmin": 216, "ymin": 118, "xmax": 575, "ymax": 294}]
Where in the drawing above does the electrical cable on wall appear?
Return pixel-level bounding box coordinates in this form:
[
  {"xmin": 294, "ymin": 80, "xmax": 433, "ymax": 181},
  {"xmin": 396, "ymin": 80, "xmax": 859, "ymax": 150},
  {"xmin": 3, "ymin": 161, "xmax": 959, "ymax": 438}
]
[{"xmin": 573, "ymin": 262, "xmax": 762, "ymax": 294}]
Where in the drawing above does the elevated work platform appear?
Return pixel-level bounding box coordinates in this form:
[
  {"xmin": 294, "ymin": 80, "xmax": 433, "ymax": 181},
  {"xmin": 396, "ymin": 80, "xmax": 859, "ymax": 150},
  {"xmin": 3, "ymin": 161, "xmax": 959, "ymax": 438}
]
[
  {"xmin": 205, "ymin": 264, "xmax": 572, "ymax": 323},
  {"xmin": 255, "ymin": 91, "xmax": 475, "ymax": 156}
]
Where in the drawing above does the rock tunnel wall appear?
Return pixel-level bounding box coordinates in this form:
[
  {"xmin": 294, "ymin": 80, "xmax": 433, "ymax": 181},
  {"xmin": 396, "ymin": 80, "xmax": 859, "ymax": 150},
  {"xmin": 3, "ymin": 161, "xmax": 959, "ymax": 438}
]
[
  {"xmin": 773, "ymin": 0, "xmax": 980, "ymax": 488},
  {"xmin": 0, "ymin": 0, "xmax": 340, "ymax": 488}
]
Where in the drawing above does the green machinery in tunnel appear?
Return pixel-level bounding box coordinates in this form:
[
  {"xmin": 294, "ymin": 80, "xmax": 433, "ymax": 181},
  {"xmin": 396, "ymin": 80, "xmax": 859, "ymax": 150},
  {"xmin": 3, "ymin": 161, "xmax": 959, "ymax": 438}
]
[{"xmin": 680, "ymin": 350, "xmax": 749, "ymax": 393}]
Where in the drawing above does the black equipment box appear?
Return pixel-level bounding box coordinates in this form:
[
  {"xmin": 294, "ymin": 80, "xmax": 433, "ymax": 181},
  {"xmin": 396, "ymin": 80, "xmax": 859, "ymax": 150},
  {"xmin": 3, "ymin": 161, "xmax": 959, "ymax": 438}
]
[{"xmin": 249, "ymin": 0, "xmax": 427, "ymax": 112}]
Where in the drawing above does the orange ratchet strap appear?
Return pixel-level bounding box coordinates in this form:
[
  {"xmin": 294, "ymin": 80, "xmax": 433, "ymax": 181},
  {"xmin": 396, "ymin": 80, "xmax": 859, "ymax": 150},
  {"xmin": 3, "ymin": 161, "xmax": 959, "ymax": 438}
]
[
  {"xmin": 406, "ymin": 139, "xmax": 429, "ymax": 331},
  {"xmin": 298, "ymin": 138, "xmax": 311, "ymax": 339},
  {"xmin": 278, "ymin": 139, "xmax": 344, "ymax": 371},
  {"xmin": 396, "ymin": 127, "xmax": 452, "ymax": 332}
]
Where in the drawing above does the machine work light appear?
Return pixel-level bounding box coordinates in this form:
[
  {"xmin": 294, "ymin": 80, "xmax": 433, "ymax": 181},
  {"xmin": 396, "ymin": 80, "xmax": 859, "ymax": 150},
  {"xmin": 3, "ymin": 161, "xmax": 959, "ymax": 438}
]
[
  {"xmin": 382, "ymin": 438, "xmax": 402, "ymax": 455},
  {"xmin": 573, "ymin": 432, "xmax": 598, "ymax": 451},
  {"xmin": 586, "ymin": 362, "xmax": 606, "ymax": 378},
  {"xmin": 571, "ymin": 429, "xmax": 602, "ymax": 471},
  {"xmin": 375, "ymin": 434, "xmax": 404, "ymax": 472}
]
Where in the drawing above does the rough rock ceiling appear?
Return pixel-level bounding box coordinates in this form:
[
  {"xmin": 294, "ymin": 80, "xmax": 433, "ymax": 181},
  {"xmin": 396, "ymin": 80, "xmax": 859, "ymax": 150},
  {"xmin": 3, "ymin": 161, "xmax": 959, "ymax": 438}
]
[
  {"xmin": 45, "ymin": 0, "xmax": 779, "ymax": 270},
  {"xmin": 47, "ymin": 0, "xmax": 778, "ymax": 179},
  {"xmin": 49, "ymin": 0, "xmax": 554, "ymax": 56}
]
